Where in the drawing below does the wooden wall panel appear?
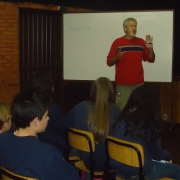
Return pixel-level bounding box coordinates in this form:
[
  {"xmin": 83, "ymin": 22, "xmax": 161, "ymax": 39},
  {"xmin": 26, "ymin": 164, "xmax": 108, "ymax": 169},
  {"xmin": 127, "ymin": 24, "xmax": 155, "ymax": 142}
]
[
  {"xmin": 173, "ymin": 82, "xmax": 180, "ymax": 123},
  {"xmin": 159, "ymin": 83, "xmax": 173, "ymax": 122},
  {"xmin": 157, "ymin": 81, "xmax": 180, "ymax": 124},
  {"xmin": 145, "ymin": 82, "xmax": 175, "ymax": 123}
]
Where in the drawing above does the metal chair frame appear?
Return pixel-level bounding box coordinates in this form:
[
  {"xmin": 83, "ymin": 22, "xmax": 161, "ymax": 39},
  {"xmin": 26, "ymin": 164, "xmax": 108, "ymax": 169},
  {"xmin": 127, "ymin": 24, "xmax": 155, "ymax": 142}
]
[
  {"xmin": 105, "ymin": 136, "xmax": 145, "ymax": 180},
  {"xmin": 66, "ymin": 128, "xmax": 97, "ymax": 180},
  {"xmin": 0, "ymin": 167, "xmax": 38, "ymax": 180}
]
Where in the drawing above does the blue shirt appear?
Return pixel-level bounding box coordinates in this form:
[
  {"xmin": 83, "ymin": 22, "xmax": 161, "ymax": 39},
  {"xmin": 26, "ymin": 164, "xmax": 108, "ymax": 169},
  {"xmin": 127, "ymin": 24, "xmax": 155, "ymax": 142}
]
[
  {"xmin": 64, "ymin": 101, "xmax": 121, "ymax": 171},
  {"xmin": 0, "ymin": 132, "xmax": 80, "ymax": 180},
  {"xmin": 109, "ymin": 119, "xmax": 172, "ymax": 176},
  {"xmin": 38, "ymin": 103, "xmax": 67, "ymax": 155}
]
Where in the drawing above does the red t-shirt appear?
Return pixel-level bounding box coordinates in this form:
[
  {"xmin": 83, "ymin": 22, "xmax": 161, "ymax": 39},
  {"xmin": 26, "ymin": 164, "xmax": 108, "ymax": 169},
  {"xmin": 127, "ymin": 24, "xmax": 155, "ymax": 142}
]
[{"xmin": 107, "ymin": 36, "xmax": 155, "ymax": 85}]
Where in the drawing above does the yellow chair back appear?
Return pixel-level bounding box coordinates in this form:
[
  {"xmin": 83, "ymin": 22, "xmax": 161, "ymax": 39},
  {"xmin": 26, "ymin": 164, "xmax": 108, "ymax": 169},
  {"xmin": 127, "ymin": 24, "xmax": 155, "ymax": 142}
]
[
  {"xmin": 1, "ymin": 167, "xmax": 38, "ymax": 180},
  {"xmin": 106, "ymin": 135, "xmax": 144, "ymax": 168},
  {"xmin": 105, "ymin": 136, "xmax": 174, "ymax": 180},
  {"xmin": 67, "ymin": 127, "xmax": 95, "ymax": 152}
]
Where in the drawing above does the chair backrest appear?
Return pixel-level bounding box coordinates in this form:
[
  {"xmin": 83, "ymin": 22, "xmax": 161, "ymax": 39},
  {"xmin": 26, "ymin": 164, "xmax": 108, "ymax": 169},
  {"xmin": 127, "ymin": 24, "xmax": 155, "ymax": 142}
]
[
  {"xmin": 66, "ymin": 127, "xmax": 96, "ymax": 179},
  {"xmin": 105, "ymin": 135, "xmax": 145, "ymax": 180},
  {"xmin": 106, "ymin": 135, "xmax": 145, "ymax": 167},
  {"xmin": 1, "ymin": 167, "xmax": 38, "ymax": 180},
  {"xmin": 67, "ymin": 127, "xmax": 95, "ymax": 153}
]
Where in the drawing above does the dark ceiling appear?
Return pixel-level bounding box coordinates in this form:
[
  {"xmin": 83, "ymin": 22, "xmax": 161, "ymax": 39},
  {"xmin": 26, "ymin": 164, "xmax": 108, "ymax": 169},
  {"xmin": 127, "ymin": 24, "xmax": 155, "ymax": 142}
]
[
  {"xmin": 4, "ymin": 0, "xmax": 179, "ymax": 10},
  {"xmin": 5, "ymin": 0, "xmax": 109, "ymax": 10}
]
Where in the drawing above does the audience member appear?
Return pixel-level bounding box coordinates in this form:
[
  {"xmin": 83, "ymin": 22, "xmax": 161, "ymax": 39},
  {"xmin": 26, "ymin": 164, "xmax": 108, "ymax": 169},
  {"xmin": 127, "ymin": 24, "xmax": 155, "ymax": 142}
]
[
  {"xmin": 64, "ymin": 77, "xmax": 120, "ymax": 172},
  {"xmin": 31, "ymin": 70, "xmax": 66, "ymax": 155},
  {"xmin": 110, "ymin": 84, "xmax": 180, "ymax": 179},
  {"xmin": 0, "ymin": 103, "xmax": 12, "ymax": 134},
  {"xmin": 0, "ymin": 88, "xmax": 80, "ymax": 180}
]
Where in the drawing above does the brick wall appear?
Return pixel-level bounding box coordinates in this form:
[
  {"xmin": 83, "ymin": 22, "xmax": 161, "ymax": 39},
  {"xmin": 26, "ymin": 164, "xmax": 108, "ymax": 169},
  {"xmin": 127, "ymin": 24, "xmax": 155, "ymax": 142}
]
[
  {"xmin": 0, "ymin": 1, "xmax": 91, "ymax": 104},
  {"xmin": 0, "ymin": 2, "xmax": 58, "ymax": 104},
  {"xmin": 0, "ymin": 1, "xmax": 19, "ymax": 103}
]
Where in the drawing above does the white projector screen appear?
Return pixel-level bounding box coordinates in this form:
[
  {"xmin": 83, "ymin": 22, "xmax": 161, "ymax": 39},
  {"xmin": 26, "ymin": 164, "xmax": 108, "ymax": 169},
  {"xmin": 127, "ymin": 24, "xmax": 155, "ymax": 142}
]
[{"xmin": 63, "ymin": 10, "xmax": 174, "ymax": 82}]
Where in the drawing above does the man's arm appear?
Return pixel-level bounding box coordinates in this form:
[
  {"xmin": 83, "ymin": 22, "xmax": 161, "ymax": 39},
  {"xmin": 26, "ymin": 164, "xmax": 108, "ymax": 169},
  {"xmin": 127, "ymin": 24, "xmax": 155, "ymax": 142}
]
[
  {"xmin": 108, "ymin": 48, "xmax": 125, "ymax": 66},
  {"xmin": 109, "ymin": 56, "xmax": 119, "ymax": 66},
  {"xmin": 149, "ymin": 47, "xmax": 155, "ymax": 60},
  {"xmin": 146, "ymin": 34, "xmax": 155, "ymax": 61}
]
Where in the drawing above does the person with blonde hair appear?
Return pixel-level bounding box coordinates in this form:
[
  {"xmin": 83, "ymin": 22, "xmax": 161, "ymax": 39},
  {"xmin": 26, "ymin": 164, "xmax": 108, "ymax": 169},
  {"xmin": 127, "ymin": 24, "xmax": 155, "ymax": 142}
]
[
  {"xmin": 0, "ymin": 103, "xmax": 12, "ymax": 134},
  {"xmin": 64, "ymin": 77, "xmax": 120, "ymax": 172}
]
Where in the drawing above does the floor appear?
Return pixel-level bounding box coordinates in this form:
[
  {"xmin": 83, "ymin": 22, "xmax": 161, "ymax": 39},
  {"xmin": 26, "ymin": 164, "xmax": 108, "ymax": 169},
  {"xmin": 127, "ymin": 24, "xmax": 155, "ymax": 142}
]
[{"xmin": 161, "ymin": 122, "xmax": 180, "ymax": 165}]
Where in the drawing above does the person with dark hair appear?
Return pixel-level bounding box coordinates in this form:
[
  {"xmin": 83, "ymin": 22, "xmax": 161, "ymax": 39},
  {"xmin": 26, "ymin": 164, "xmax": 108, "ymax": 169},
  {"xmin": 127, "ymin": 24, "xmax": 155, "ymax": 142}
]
[
  {"xmin": 31, "ymin": 70, "xmax": 54, "ymax": 90},
  {"xmin": 107, "ymin": 17, "xmax": 155, "ymax": 111},
  {"xmin": 0, "ymin": 88, "xmax": 80, "ymax": 180},
  {"xmin": 110, "ymin": 84, "xmax": 180, "ymax": 179},
  {"xmin": 31, "ymin": 70, "xmax": 66, "ymax": 155},
  {"xmin": 64, "ymin": 77, "xmax": 120, "ymax": 172}
]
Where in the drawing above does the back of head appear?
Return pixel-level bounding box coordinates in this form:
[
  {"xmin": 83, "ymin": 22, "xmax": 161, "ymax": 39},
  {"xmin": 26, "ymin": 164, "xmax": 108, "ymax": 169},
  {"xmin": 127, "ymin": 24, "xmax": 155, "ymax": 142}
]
[
  {"xmin": 126, "ymin": 84, "xmax": 160, "ymax": 112},
  {"xmin": 88, "ymin": 77, "xmax": 115, "ymax": 143},
  {"xmin": 31, "ymin": 70, "xmax": 53, "ymax": 91},
  {"xmin": 0, "ymin": 103, "xmax": 12, "ymax": 130},
  {"xmin": 118, "ymin": 84, "xmax": 162, "ymax": 142},
  {"xmin": 12, "ymin": 88, "xmax": 52, "ymax": 130},
  {"xmin": 90, "ymin": 77, "xmax": 114, "ymax": 103}
]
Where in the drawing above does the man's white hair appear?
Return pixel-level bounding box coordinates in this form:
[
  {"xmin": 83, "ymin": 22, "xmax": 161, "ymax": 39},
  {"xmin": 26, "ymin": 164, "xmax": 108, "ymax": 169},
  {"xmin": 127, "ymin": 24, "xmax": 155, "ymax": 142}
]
[{"xmin": 123, "ymin": 18, "xmax": 137, "ymax": 28}]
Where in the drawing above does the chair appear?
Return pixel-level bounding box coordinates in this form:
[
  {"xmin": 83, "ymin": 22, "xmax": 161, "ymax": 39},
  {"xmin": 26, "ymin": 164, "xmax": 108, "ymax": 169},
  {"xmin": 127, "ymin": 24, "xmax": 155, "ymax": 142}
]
[
  {"xmin": 66, "ymin": 128, "xmax": 115, "ymax": 180},
  {"xmin": 63, "ymin": 155, "xmax": 80, "ymax": 162},
  {"xmin": 105, "ymin": 135, "xmax": 174, "ymax": 180},
  {"xmin": 0, "ymin": 167, "xmax": 38, "ymax": 180}
]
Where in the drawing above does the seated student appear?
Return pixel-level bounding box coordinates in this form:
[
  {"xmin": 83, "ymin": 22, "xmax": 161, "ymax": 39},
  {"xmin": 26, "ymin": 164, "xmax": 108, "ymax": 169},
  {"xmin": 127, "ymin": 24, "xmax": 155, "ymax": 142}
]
[
  {"xmin": 31, "ymin": 70, "xmax": 66, "ymax": 155},
  {"xmin": 0, "ymin": 103, "xmax": 12, "ymax": 134},
  {"xmin": 0, "ymin": 88, "xmax": 80, "ymax": 180},
  {"xmin": 110, "ymin": 84, "xmax": 180, "ymax": 179},
  {"xmin": 64, "ymin": 77, "xmax": 120, "ymax": 172}
]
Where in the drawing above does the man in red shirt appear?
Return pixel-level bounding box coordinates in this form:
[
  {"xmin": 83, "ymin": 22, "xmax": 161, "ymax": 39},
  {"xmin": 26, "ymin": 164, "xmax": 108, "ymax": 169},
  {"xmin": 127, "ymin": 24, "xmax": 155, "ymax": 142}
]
[{"xmin": 107, "ymin": 17, "xmax": 155, "ymax": 111}]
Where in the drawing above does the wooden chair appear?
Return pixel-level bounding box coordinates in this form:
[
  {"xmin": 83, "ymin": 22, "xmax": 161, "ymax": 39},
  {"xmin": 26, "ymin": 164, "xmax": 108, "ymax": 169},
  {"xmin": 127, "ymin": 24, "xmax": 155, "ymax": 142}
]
[
  {"xmin": 66, "ymin": 128, "xmax": 115, "ymax": 180},
  {"xmin": 105, "ymin": 135, "xmax": 174, "ymax": 180},
  {"xmin": 0, "ymin": 167, "xmax": 38, "ymax": 180}
]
